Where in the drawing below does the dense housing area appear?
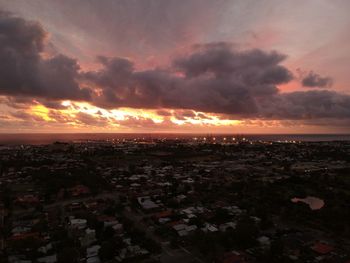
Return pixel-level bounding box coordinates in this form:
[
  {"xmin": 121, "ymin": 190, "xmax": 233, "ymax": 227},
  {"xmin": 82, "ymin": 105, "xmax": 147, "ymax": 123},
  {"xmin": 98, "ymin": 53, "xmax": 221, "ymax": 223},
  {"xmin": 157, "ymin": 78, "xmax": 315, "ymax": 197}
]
[{"xmin": 1, "ymin": 137, "xmax": 350, "ymax": 263}]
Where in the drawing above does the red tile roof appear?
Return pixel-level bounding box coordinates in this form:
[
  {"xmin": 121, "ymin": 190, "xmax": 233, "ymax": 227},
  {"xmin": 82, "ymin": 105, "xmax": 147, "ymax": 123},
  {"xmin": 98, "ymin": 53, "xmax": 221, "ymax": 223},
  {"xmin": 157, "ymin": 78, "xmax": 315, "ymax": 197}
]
[
  {"xmin": 9, "ymin": 232, "xmax": 40, "ymax": 241},
  {"xmin": 220, "ymin": 252, "xmax": 248, "ymax": 263},
  {"xmin": 311, "ymin": 242, "xmax": 334, "ymax": 254},
  {"xmin": 70, "ymin": 185, "xmax": 90, "ymax": 196},
  {"xmin": 154, "ymin": 210, "xmax": 172, "ymax": 219}
]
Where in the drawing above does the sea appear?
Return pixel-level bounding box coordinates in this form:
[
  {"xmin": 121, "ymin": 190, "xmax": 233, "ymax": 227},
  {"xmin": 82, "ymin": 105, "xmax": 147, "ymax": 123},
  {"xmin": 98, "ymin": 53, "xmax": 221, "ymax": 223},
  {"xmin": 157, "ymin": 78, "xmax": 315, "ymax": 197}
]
[{"xmin": 0, "ymin": 133, "xmax": 349, "ymax": 145}]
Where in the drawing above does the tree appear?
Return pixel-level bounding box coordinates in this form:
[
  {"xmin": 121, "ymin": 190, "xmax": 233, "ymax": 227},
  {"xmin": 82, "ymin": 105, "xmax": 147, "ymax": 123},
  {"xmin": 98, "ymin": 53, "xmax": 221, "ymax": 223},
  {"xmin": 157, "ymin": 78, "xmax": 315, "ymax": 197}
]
[
  {"xmin": 102, "ymin": 226, "xmax": 115, "ymax": 240},
  {"xmin": 212, "ymin": 208, "xmax": 231, "ymax": 224},
  {"xmin": 99, "ymin": 241, "xmax": 114, "ymax": 262},
  {"xmin": 57, "ymin": 247, "xmax": 79, "ymax": 263},
  {"xmin": 233, "ymin": 217, "xmax": 258, "ymax": 249}
]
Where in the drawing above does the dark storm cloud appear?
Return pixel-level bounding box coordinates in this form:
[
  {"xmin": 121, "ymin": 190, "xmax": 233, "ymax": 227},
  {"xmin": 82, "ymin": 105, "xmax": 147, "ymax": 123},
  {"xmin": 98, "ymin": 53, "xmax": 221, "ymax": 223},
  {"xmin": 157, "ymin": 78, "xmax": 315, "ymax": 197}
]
[
  {"xmin": 302, "ymin": 71, "xmax": 333, "ymax": 88},
  {"xmin": 86, "ymin": 44, "xmax": 293, "ymax": 115},
  {"xmin": 260, "ymin": 90, "xmax": 350, "ymax": 119},
  {"xmin": 0, "ymin": 10, "xmax": 348, "ymax": 124},
  {"xmin": 174, "ymin": 43, "xmax": 292, "ymax": 85},
  {"xmin": 0, "ymin": 11, "xmax": 91, "ymax": 101},
  {"xmin": 39, "ymin": 100, "xmax": 69, "ymax": 110},
  {"xmin": 84, "ymin": 43, "xmax": 350, "ymax": 122}
]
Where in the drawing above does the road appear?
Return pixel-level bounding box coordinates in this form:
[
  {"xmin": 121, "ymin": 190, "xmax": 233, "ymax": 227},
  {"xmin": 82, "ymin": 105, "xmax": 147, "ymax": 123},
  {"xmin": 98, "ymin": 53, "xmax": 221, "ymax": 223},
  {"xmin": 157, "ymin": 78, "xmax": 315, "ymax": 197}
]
[
  {"xmin": 12, "ymin": 191, "xmax": 204, "ymax": 262},
  {"xmin": 122, "ymin": 207, "xmax": 204, "ymax": 263}
]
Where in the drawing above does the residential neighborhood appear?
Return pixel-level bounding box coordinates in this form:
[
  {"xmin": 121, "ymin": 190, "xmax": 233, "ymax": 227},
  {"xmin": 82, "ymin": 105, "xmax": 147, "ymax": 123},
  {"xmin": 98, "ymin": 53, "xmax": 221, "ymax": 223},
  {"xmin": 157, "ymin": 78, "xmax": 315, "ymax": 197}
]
[{"xmin": 1, "ymin": 137, "xmax": 350, "ymax": 262}]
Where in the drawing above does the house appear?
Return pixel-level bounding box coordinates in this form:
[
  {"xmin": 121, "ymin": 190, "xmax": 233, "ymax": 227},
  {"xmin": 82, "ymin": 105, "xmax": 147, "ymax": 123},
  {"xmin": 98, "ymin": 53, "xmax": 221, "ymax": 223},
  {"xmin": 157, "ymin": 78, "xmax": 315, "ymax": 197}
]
[
  {"xmin": 38, "ymin": 243, "xmax": 53, "ymax": 254},
  {"xmin": 70, "ymin": 218, "xmax": 87, "ymax": 229},
  {"xmin": 257, "ymin": 236, "xmax": 270, "ymax": 247},
  {"xmin": 9, "ymin": 232, "xmax": 40, "ymax": 241},
  {"xmin": 202, "ymin": 223, "xmax": 218, "ymax": 233},
  {"xmin": 97, "ymin": 215, "xmax": 119, "ymax": 228},
  {"xmin": 69, "ymin": 185, "xmax": 90, "ymax": 197},
  {"xmin": 16, "ymin": 195, "xmax": 39, "ymax": 205},
  {"xmin": 219, "ymin": 251, "xmax": 248, "ymax": 263},
  {"xmin": 153, "ymin": 210, "xmax": 172, "ymax": 219},
  {"xmin": 137, "ymin": 196, "xmax": 159, "ymax": 210},
  {"xmin": 37, "ymin": 254, "xmax": 57, "ymax": 263},
  {"xmin": 87, "ymin": 256, "xmax": 100, "ymax": 263},
  {"xmin": 66, "ymin": 202, "xmax": 84, "ymax": 211},
  {"xmin": 80, "ymin": 229, "xmax": 96, "ymax": 247},
  {"xmin": 311, "ymin": 242, "xmax": 334, "ymax": 255},
  {"xmin": 173, "ymin": 224, "xmax": 197, "ymax": 236},
  {"xmin": 159, "ymin": 218, "xmax": 171, "ymax": 224},
  {"xmin": 8, "ymin": 255, "xmax": 32, "ymax": 263},
  {"xmin": 11, "ymin": 226, "xmax": 31, "ymax": 235},
  {"xmin": 219, "ymin": 222, "xmax": 236, "ymax": 232},
  {"xmin": 86, "ymin": 245, "xmax": 101, "ymax": 258}
]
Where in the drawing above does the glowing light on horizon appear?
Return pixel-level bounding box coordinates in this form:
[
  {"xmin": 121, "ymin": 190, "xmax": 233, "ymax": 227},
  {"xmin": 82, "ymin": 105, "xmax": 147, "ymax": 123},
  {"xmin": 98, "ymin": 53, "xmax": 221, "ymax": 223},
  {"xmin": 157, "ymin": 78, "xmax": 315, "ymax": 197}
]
[
  {"xmin": 30, "ymin": 105, "xmax": 52, "ymax": 121},
  {"xmin": 24, "ymin": 100, "xmax": 242, "ymax": 130}
]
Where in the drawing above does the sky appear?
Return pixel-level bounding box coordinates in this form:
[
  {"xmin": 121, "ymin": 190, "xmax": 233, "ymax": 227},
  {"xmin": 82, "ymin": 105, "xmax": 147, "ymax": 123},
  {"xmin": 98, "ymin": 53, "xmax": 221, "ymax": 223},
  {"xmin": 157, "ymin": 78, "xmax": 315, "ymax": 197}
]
[{"xmin": 0, "ymin": 0, "xmax": 349, "ymax": 133}]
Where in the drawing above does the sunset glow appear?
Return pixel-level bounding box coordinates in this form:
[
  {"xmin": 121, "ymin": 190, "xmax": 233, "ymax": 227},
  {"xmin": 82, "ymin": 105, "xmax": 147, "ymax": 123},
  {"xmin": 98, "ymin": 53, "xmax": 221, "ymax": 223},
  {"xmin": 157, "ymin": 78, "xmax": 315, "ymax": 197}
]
[
  {"xmin": 0, "ymin": 0, "xmax": 349, "ymax": 133},
  {"xmin": 24, "ymin": 101, "xmax": 242, "ymax": 131},
  {"xmin": 1, "ymin": 2, "xmax": 350, "ymax": 260}
]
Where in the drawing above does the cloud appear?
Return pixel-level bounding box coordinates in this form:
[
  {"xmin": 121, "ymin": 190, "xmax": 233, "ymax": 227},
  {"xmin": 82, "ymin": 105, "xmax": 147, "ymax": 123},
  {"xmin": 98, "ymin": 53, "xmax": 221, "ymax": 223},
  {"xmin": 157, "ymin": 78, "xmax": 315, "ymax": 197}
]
[
  {"xmin": 86, "ymin": 44, "xmax": 293, "ymax": 116},
  {"xmin": 83, "ymin": 43, "xmax": 350, "ymax": 122},
  {"xmin": 174, "ymin": 43, "xmax": 292, "ymax": 86},
  {"xmin": 301, "ymin": 71, "xmax": 333, "ymax": 88},
  {"xmin": 260, "ymin": 90, "xmax": 350, "ymax": 120},
  {"xmin": 0, "ymin": 10, "xmax": 349, "ymax": 128},
  {"xmin": 39, "ymin": 100, "xmax": 69, "ymax": 110},
  {"xmin": 156, "ymin": 110, "xmax": 172, "ymax": 116},
  {"xmin": 74, "ymin": 112, "xmax": 109, "ymax": 126},
  {"xmin": 0, "ymin": 11, "xmax": 91, "ymax": 101},
  {"xmin": 10, "ymin": 110, "xmax": 45, "ymax": 122},
  {"xmin": 2, "ymin": 0, "xmax": 228, "ymax": 62}
]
